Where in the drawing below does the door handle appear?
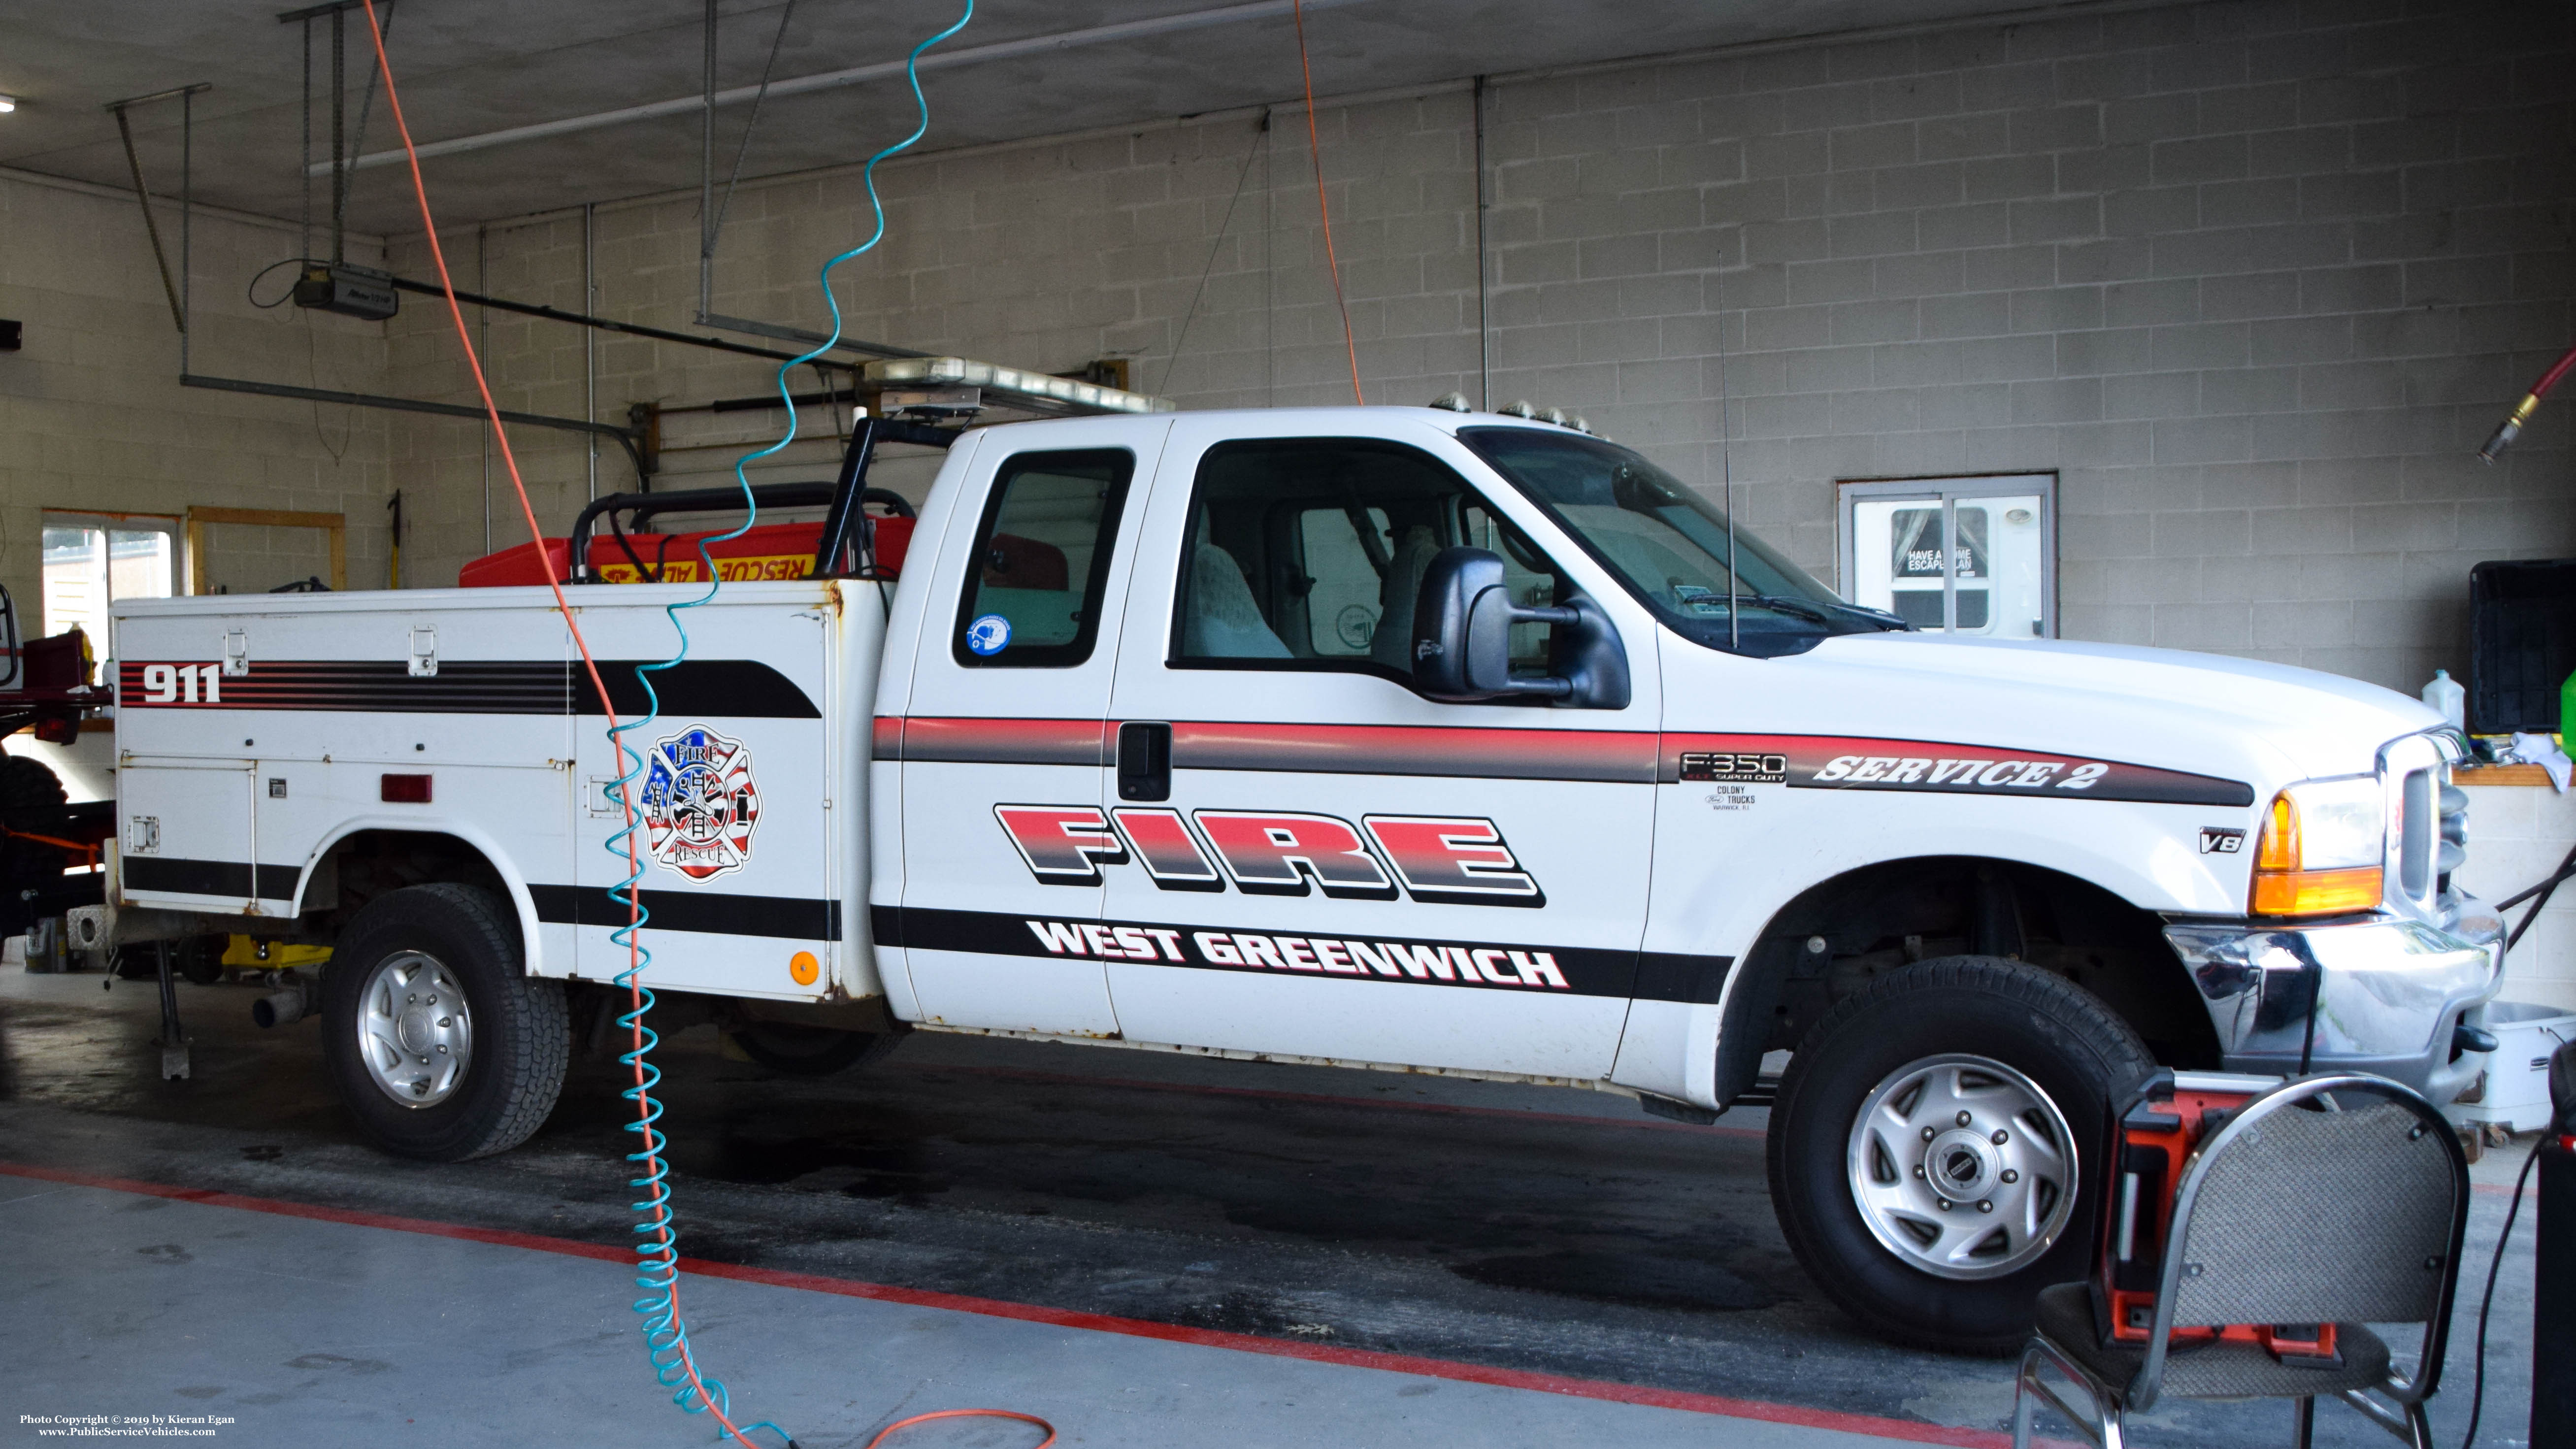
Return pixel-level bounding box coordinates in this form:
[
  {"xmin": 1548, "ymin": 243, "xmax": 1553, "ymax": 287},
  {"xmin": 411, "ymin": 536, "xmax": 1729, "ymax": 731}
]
[{"xmin": 1117, "ymin": 722, "xmax": 1171, "ymax": 802}]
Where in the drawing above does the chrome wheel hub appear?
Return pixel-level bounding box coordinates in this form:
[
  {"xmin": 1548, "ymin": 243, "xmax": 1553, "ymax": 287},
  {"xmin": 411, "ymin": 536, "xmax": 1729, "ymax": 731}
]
[
  {"xmin": 1845, "ymin": 1054, "xmax": 2077, "ymax": 1280},
  {"xmin": 356, "ymin": 951, "xmax": 472, "ymax": 1108}
]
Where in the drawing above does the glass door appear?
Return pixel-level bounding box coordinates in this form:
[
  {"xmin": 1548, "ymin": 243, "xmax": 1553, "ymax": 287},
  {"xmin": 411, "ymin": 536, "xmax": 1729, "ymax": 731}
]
[{"xmin": 1839, "ymin": 476, "xmax": 2054, "ymax": 639}]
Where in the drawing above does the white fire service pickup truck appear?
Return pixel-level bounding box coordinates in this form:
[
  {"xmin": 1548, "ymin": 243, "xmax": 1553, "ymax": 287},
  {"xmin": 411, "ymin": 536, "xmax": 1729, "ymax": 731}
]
[{"xmin": 97, "ymin": 403, "xmax": 2505, "ymax": 1350}]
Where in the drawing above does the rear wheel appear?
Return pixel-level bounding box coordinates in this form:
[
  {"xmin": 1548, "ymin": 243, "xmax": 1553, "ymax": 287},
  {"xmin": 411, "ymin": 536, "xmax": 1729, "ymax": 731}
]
[
  {"xmin": 1766, "ymin": 955, "xmax": 2152, "ymax": 1354},
  {"xmin": 727, "ymin": 1022, "xmax": 900, "ymax": 1077},
  {"xmin": 0, "ymin": 756, "xmax": 67, "ymax": 938},
  {"xmin": 321, "ymin": 884, "xmax": 567, "ymax": 1161}
]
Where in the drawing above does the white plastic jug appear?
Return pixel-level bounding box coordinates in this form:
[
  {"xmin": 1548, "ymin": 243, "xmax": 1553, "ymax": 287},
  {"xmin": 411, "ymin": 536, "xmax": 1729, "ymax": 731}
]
[{"xmin": 2421, "ymin": 668, "xmax": 2465, "ymax": 729}]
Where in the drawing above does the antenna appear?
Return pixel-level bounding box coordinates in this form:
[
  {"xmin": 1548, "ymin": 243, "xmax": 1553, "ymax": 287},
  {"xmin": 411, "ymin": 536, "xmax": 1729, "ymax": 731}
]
[{"xmin": 1715, "ymin": 241, "xmax": 1738, "ymax": 649}]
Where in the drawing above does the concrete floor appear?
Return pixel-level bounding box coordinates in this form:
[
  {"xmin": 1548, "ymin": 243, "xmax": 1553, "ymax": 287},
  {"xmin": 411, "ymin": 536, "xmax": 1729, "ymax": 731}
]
[{"xmin": 0, "ymin": 965, "xmax": 2543, "ymax": 1448}]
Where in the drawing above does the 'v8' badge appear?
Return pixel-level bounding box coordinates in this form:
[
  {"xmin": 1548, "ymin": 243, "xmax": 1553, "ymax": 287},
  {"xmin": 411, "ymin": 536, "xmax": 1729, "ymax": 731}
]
[
  {"xmin": 2199, "ymin": 827, "xmax": 2245, "ymax": 855},
  {"xmin": 640, "ymin": 725, "xmax": 762, "ymax": 881}
]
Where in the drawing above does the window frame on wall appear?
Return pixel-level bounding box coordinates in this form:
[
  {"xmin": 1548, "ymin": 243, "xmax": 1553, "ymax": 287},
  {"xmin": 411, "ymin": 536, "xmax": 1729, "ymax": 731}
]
[
  {"xmin": 40, "ymin": 510, "xmax": 182, "ymax": 649},
  {"xmin": 183, "ymin": 507, "xmax": 347, "ymax": 596},
  {"xmin": 1836, "ymin": 474, "xmax": 2058, "ymax": 640}
]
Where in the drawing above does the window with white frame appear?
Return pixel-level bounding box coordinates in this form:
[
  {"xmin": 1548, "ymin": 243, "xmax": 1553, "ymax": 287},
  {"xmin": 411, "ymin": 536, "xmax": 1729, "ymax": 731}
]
[
  {"xmin": 42, "ymin": 512, "xmax": 180, "ymax": 653},
  {"xmin": 1838, "ymin": 476, "xmax": 2056, "ymax": 639}
]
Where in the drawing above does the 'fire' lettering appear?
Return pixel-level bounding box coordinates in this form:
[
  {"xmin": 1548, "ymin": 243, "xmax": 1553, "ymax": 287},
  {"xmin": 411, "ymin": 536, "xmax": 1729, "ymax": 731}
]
[
  {"xmin": 1193, "ymin": 812, "xmax": 1396, "ymax": 899},
  {"xmin": 993, "ymin": 805, "xmax": 1126, "ymax": 884},
  {"xmin": 1112, "ymin": 807, "xmax": 1223, "ymax": 889},
  {"xmin": 1361, "ymin": 816, "xmax": 1540, "ymax": 904}
]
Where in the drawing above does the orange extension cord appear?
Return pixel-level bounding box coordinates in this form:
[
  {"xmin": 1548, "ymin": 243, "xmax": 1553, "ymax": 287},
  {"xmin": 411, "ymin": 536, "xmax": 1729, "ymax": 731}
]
[
  {"xmin": 1292, "ymin": 0, "xmax": 1363, "ymax": 405},
  {"xmin": 355, "ymin": 4, "xmax": 1050, "ymax": 1446}
]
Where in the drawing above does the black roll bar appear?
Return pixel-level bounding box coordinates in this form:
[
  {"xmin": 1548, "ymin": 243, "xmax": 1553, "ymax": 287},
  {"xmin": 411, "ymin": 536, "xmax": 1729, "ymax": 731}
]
[{"xmin": 566, "ymin": 418, "xmax": 952, "ymax": 583}]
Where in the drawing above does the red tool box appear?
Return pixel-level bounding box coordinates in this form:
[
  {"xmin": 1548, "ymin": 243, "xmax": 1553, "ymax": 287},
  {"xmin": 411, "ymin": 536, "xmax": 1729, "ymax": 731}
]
[
  {"xmin": 459, "ymin": 515, "xmax": 914, "ymax": 589},
  {"xmin": 2096, "ymin": 1069, "xmax": 2346, "ymax": 1364}
]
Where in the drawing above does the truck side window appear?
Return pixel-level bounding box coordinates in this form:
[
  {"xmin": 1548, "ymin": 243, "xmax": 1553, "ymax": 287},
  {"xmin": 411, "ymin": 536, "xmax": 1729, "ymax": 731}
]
[
  {"xmin": 1171, "ymin": 438, "xmax": 1566, "ymax": 681},
  {"xmin": 953, "ymin": 449, "xmax": 1132, "ymax": 668}
]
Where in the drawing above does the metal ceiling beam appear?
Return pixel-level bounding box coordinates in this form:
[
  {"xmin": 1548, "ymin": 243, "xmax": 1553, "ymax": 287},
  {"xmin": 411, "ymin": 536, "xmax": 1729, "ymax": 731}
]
[
  {"xmin": 180, "ymin": 372, "xmax": 650, "ymax": 481},
  {"xmin": 318, "ymin": 0, "xmax": 1374, "ymax": 174},
  {"xmin": 380, "ymin": 275, "xmax": 863, "ymax": 366}
]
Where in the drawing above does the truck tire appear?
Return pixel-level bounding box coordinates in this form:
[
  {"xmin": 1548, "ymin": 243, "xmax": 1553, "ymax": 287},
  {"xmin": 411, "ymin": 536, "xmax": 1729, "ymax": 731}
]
[
  {"xmin": 0, "ymin": 754, "xmax": 66, "ymax": 811},
  {"xmin": 321, "ymin": 883, "xmax": 568, "ymax": 1162},
  {"xmin": 727, "ymin": 1022, "xmax": 901, "ymax": 1077},
  {"xmin": 0, "ymin": 756, "xmax": 68, "ymax": 938},
  {"xmin": 1766, "ymin": 955, "xmax": 2153, "ymax": 1355}
]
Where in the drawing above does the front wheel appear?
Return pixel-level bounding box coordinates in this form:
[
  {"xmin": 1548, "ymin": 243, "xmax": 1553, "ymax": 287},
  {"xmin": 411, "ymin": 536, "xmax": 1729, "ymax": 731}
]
[
  {"xmin": 321, "ymin": 884, "xmax": 568, "ymax": 1161},
  {"xmin": 1766, "ymin": 955, "xmax": 2152, "ymax": 1354}
]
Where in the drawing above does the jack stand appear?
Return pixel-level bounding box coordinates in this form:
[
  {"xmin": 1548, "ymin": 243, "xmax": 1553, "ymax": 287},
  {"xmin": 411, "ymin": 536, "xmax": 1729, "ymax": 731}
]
[
  {"xmin": 2536, "ymin": 1040, "xmax": 2575, "ymax": 1446},
  {"xmin": 2538, "ymin": 1136, "xmax": 2572, "ymax": 1445},
  {"xmin": 153, "ymin": 940, "xmax": 189, "ymax": 1081}
]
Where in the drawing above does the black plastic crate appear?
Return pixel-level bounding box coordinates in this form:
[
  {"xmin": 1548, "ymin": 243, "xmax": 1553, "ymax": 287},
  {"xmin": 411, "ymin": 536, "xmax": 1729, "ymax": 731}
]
[{"xmin": 2469, "ymin": 558, "xmax": 2576, "ymax": 735}]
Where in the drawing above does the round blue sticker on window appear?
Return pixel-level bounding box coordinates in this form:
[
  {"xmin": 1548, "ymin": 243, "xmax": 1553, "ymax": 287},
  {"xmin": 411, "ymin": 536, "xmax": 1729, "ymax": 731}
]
[{"xmin": 965, "ymin": 614, "xmax": 1012, "ymax": 656}]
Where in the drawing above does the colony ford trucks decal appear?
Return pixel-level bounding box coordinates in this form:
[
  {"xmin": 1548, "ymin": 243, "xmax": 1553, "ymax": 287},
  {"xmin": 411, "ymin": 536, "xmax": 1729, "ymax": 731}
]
[{"xmin": 102, "ymin": 405, "xmax": 2502, "ymax": 1355}]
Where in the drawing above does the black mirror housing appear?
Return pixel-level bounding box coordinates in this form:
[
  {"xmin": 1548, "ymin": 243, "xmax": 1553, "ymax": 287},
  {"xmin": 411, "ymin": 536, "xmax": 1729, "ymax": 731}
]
[{"xmin": 1409, "ymin": 547, "xmax": 1629, "ymax": 709}]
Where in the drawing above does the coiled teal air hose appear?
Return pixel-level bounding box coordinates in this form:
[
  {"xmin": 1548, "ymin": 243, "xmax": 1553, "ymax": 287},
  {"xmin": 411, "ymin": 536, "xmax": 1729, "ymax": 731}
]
[{"xmin": 602, "ymin": 3, "xmax": 976, "ymax": 1442}]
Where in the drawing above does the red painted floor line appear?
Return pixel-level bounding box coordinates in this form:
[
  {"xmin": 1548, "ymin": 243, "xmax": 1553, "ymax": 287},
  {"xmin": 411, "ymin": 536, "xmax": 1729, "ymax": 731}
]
[
  {"xmin": 916, "ymin": 1062, "xmax": 1771, "ymax": 1141},
  {"xmin": 0, "ymin": 1155, "xmax": 2004, "ymax": 1448}
]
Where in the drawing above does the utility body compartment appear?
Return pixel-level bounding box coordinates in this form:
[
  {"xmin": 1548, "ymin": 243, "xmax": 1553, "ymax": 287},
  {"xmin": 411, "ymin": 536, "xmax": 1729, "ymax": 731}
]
[{"xmin": 111, "ymin": 580, "xmax": 886, "ymax": 1004}]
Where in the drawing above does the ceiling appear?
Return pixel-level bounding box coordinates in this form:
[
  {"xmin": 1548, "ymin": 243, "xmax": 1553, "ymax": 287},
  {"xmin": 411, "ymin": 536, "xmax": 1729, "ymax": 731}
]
[{"xmin": 1, "ymin": 0, "xmax": 2041, "ymax": 236}]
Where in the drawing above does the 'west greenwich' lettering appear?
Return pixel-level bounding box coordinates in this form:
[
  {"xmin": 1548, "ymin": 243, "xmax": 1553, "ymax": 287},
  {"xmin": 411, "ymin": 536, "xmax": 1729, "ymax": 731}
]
[{"xmin": 1023, "ymin": 917, "xmax": 1570, "ymax": 989}]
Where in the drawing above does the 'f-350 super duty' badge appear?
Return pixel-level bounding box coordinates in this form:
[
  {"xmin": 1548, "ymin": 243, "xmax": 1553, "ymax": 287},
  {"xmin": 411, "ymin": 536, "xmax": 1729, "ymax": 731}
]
[{"xmin": 640, "ymin": 725, "xmax": 761, "ymax": 881}]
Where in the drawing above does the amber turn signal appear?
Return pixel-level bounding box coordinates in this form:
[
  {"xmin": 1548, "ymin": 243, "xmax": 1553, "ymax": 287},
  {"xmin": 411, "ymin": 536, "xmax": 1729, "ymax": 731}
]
[
  {"xmin": 2250, "ymin": 865, "xmax": 2382, "ymax": 917},
  {"xmin": 2251, "ymin": 784, "xmax": 2383, "ymax": 917}
]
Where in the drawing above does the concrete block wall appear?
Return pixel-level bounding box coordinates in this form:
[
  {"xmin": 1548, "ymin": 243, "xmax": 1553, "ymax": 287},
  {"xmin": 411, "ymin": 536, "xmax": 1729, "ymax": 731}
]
[
  {"xmin": 2450, "ymin": 778, "xmax": 2576, "ymax": 1013},
  {"xmin": 388, "ymin": 0, "xmax": 2572, "ymax": 692},
  {"xmin": 0, "ymin": 169, "xmax": 396, "ymax": 631},
  {"xmin": 385, "ymin": 212, "xmax": 624, "ymax": 576}
]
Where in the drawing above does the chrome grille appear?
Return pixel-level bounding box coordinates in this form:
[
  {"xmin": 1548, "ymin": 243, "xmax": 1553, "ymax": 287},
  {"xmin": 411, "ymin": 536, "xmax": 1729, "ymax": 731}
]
[
  {"xmin": 2377, "ymin": 731, "xmax": 2457, "ymax": 917},
  {"xmin": 2437, "ymin": 781, "xmax": 2468, "ymax": 890},
  {"xmin": 2400, "ymin": 768, "xmax": 2434, "ymax": 898}
]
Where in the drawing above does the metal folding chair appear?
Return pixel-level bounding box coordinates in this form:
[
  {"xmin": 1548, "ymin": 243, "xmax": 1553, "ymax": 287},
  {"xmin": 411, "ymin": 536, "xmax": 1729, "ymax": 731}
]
[{"xmin": 2012, "ymin": 1073, "xmax": 2469, "ymax": 1448}]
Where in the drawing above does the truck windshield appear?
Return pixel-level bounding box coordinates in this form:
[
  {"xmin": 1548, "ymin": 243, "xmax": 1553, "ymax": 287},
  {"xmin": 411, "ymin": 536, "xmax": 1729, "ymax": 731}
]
[{"xmin": 1458, "ymin": 427, "xmax": 1900, "ymax": 657}]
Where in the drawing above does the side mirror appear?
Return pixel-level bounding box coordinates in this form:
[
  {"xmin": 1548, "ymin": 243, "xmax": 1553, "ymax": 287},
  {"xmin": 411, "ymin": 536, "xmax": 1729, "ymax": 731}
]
[{"xmin": 1409, "ymin": 547, "xmax": 1629, "ymax": 708}]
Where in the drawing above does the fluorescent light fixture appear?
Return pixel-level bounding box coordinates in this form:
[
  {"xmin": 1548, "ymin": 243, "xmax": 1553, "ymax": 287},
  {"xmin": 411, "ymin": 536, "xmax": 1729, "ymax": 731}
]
[
  {"xmin": 864, "ymin": 357, "xmax": 1176, "ymax": 417},
  {"xmin": 0, "ymin": 97, "xmax": 18, "ymax": 114}
]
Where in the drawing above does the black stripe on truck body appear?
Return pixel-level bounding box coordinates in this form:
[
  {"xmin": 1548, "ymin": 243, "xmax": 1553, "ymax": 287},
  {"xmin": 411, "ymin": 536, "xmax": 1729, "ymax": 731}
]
[
  {"xmin": 527, "ymin": 884, "xmax": 839, "ymax": 940},
  {"xmin": 880, "ymin": 904, "xmax": 1735, "ymax": 1004},
  {"xmin": 116, "ymin": 660, "xmax": 819, "ymax": 719},
  {"xmin": 123, "ymin": 857, "xmax": 302, "ymax": 899}
]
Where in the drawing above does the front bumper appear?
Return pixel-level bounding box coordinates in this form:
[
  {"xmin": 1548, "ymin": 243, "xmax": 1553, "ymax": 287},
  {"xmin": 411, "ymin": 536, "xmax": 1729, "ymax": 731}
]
[{"xmin": 2164, "ymin": 892, "xmax": 2507, "ymax": 1102}]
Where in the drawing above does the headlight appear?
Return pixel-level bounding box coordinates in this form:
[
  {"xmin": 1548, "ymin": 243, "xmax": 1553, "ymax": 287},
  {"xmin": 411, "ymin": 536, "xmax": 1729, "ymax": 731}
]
[{"xmin": 2251, "ymin": 776, "xmax": 2383, "ymax": 917}]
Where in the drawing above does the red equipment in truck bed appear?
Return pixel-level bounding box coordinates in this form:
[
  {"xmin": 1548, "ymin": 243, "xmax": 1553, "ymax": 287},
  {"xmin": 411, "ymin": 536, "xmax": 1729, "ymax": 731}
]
[{"xmin": 458, "ymin": 516, "xmax": 913, "ymax": 588}]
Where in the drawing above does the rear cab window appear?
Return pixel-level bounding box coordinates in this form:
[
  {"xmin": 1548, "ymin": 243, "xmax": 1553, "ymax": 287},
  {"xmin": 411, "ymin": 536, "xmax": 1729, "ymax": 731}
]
[{"xmin": 952, "ymin": 449, "xmax": 1133, "ymax": 667}]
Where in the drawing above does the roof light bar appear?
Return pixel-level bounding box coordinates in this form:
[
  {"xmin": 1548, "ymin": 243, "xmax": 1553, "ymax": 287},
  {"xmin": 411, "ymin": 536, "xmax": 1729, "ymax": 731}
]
[
  {"xmin": 864, "ymin": 357, "xmax": 1176, "ymax": 418},
  {"xmin": 1438, "ymin": 394, "xmax": 1597, "ymax": 436}
]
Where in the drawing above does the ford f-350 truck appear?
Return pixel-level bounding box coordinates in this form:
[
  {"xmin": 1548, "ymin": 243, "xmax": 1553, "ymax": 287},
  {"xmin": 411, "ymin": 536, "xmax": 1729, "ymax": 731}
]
[{"xmin": 98, "ymin": 404, "xmax": 2505, "ymax": 1350}]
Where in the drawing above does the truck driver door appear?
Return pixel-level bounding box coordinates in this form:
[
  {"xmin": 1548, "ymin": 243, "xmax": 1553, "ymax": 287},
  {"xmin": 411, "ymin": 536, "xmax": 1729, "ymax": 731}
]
[
  {"xmin": 1095, "ymin": 420, "xmax": 1663, "ymax": 1080},
  {"xmin": 892, "ymin": 427, "xmax": 1162, "ymax": 1036}
]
